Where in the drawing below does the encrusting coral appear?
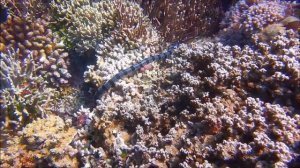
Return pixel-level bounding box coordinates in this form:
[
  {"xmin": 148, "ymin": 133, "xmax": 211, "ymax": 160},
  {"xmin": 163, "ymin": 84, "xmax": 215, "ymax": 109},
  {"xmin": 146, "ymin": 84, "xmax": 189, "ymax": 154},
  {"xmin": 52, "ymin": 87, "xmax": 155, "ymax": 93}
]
[{"xmin": 0, "ymin": 115, "xmax": 78, "ymax": 168}]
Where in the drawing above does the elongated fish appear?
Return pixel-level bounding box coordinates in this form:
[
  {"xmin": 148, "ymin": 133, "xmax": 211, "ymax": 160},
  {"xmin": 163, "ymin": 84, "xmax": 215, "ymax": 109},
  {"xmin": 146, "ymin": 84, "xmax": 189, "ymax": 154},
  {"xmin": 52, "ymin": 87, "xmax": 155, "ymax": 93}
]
[{"xmin": 95, "ymin": 43, "xmax": 179, "ymax": 98}]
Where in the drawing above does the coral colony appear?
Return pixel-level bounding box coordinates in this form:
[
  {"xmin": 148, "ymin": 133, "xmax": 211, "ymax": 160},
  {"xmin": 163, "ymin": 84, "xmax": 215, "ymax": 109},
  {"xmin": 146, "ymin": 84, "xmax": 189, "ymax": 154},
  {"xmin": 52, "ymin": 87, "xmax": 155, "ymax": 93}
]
[{"xmin": 0, "ymin": 0, "xmax": 299, "ymax": 167}]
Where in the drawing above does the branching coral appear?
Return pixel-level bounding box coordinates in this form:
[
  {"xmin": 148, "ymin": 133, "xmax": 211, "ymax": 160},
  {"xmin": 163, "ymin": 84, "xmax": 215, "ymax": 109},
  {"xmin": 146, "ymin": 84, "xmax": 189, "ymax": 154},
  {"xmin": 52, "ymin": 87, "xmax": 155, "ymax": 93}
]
[
  {"xmin": 84, "ymin": 39, "xmax": 161, "ymax": 87},
  {"xmin": 84, "ymin": 33, "xmax": 300, "ymax": 167},
  {"xmin": 51, "ymin": 0, "xmax": 158, "ymax": 53},
  {"xmin": 50, "ymin": 0, "xmax": 117, "ymax": 52},
  {"xmin": 222, "ymin": 0, "xmax": 289, "ymax": 32},
  {"xmin": 241, "ymin": 0, "xmax": 287, "ymax": 33},
  {"xmin": 0, "ymin": 50, "xmax": 56, "ymax": 130},
  {"xmin": 135, "ymin": 0, "xmax": 224, "ymax": 42},
  {"xmin": 0, "ymin": 15, "xmax": 71, "ymax": 86},
  {"xmin": 51, "ymin": 0, "xmax": 163, "ymax": 90},
  {"xmin": 1, "ymin": 0, "xmax": 51, "ymax": 19},
  {"xmin": 1, "ymin": 1, "xmax": 299, "ymax": 167}
]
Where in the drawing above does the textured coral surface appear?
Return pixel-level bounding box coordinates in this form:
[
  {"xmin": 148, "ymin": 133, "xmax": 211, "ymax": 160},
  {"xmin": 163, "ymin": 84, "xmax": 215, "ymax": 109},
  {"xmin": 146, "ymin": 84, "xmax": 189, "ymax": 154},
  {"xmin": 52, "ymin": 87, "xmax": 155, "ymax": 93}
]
[{"xmin": 1, "ymin": 0, "xmax": 299, "ymax": 167}]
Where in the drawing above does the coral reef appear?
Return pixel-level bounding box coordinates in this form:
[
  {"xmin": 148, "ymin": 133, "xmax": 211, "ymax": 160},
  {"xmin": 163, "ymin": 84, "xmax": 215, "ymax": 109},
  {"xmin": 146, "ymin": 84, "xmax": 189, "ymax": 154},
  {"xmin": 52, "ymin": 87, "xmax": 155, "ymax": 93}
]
[
  {"xmin": 89, "ymin": 36, "xmax": 299, "ymax": 167},
  {"xmin": 1, "ymin": 0, "xmax": 51, "ymax": 19},
  {"xmin": 50, "ymin": 0, "xmax": 163, "ymax": 92},
  {"xmin": 50, "ymin": 87, "xmax": 83, "ymax": 116},
  {"xmin": 226, "ymin": 0, "xmax": 287, "ymax": 33},
  {"xmin": 51, "ymin": 0, "xmax": 159, "ymax": 53},
  {"xmin": 94, "ymin": 42, "xmax": 179, "ymax": 98},
  {"xmin": 0, "ymin": 115, "xmax": 78, "ymax": 167},
  {"xmin": 84, "ymin": 40, "xmax": 161, "ymax": 87},
  {"xmin": 0, "ymin": 50, "xmax": 56, "ymax": 130},
  {"xmin": 220, "ymin": 0, "xmax": 297, "ymax": 45},
  {"xmin": 1, "ymin": 0, "xmax": 299, "ymax": 167},
  {"xmin": 0, "ymin": 15, "xmax": 71, "ymax": 86},
  {"xmin": 57, "ymin": 0, "xmax": 164, "ymax": 87},
  {"xmin": 135, "ymin": 0, "xmax": 224, "ymax": 42}
]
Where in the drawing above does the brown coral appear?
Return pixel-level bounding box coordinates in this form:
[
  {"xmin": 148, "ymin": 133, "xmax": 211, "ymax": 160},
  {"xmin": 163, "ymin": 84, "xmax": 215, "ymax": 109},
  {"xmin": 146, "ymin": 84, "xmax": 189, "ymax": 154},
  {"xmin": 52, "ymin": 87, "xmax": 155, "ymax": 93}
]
[
  {"xmin": 0, "ymin": 15, "xmax": 71, "ymax": 86},
  {"xmin": 135, "ymin": 0, "xmax": 224, "ymax": 42},
  {"xmin": 1, "ymin": 0, "xmax": 50, "ymax": 19}
]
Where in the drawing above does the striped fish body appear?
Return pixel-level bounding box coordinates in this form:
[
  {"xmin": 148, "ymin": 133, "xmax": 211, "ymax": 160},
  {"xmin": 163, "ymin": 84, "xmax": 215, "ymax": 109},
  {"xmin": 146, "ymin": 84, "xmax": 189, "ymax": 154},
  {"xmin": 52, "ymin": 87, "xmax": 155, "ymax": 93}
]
[{"xmin": 95, "ymin": 43, "xmax": 180, "ymax": 98}]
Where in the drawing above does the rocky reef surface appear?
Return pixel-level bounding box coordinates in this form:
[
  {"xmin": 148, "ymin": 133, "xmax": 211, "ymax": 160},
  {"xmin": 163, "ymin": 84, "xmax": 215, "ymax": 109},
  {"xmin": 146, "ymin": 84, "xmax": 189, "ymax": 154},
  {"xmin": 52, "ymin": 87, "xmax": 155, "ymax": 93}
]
[{"xmin": 0, "ymin": 0, "xmax": 299, "ymax": 167}]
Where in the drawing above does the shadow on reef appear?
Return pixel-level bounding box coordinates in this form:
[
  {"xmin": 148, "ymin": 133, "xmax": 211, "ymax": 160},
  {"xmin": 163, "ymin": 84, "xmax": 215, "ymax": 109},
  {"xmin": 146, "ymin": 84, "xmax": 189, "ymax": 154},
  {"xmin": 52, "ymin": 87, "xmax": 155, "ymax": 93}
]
[
  {"xmin": 221, "ymin": 0, "xmax": 239, "ymax": 11},
  {"xmin": 68, "ymin": 49, "xmax": 98, "ymax": 107},
  {"xmin": 68, "ymin": 49, "xmax": 97, "ymax": 86}
]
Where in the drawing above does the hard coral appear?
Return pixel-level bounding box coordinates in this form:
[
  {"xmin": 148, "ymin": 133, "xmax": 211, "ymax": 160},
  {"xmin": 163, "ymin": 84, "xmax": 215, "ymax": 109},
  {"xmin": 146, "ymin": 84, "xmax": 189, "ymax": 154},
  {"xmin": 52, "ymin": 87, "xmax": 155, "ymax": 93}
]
[
  {"xmin": 220, "ymin": 0, "xmax": 296, "ymax": 45},
  {"xmin": 84, "ymin": 41, "xmax": 160, "ymax": 87},
  {"xmin": 87, "ymin": 37, "xmax": 299, "ymax": 167},
  {"xmin": 223, "ymin": 0, "xmax": 289, "ymax": 33},
  {"xmin": 1, "ymin": 0, "xmax": 298, "ymax": 167},
  {"xmin": 0, "ymin": 50, "xmax": 56, "ymax": 130},
  {"xmin": 0, "ymin": 115, "xmax": 78, "ymax": 168},
  {"xmin": 51, "ymin": 0, "xmax": 156, "ymax": 53},
  {"xmin": 1, "ymin": 0, "xmax": 51, "ymax": 19},
  {"xmin": 241, "ymin": 0, "xmax": 287, "ymax": 33},
  {"xmin": 136, "ymin": 0, "xmax": 224, "ymax": 42},
  {"xmin": 0, "ymin": 15, "xmax": 71, "ymax": 87},
  {"xmin": 50, "ymin": 0, "xmax": 117, "ymax": 53},
  {"xmin": 73, "ymin": 0, "xmax": 162, "ymax": 87}
]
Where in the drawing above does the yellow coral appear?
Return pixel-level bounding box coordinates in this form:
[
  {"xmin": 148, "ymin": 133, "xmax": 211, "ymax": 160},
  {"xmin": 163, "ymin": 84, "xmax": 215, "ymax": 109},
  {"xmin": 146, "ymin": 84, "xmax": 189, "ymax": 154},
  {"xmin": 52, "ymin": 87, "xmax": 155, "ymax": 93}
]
[
  {"xmin": 0, "ymin": 115, "xmax": 78, "ymax": 168},
  {"xmin": 0, "ymin": 43, "xmax": 5, "ymax": 52}
]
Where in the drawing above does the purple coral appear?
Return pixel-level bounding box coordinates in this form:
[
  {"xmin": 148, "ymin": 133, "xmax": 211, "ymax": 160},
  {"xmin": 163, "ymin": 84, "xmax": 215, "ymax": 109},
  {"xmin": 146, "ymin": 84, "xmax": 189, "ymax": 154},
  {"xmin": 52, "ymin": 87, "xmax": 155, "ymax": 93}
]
[
  {"xmin": 241, "ymin": 0, "xmax": 287, "ymax": 32},
  {"xmin": 220, "ymin": 0, "xmax": 296, "ymax": 45}
]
